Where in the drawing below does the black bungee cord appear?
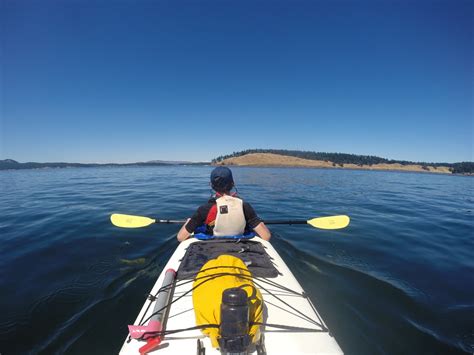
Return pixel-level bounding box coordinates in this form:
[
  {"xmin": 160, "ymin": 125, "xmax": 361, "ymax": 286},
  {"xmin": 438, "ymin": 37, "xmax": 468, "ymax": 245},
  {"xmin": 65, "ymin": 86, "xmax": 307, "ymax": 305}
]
[{"xmin": 128, "ymin": 267, "xmax": 329, "ymax": 343}]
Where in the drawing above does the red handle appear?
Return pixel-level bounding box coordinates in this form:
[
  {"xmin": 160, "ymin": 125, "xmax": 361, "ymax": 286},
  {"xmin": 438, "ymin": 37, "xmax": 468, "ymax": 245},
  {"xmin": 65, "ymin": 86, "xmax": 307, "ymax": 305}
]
[{"xmin": 139, "ymin": 336, "xmax": 162, "ymax": 355}]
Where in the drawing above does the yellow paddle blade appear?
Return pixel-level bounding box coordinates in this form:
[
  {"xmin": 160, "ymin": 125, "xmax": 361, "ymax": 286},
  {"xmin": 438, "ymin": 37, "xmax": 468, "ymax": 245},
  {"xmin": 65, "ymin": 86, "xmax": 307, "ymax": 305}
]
[
  {"xmin": 307, "ymin": 215, "xmax": 350, "ymax": 230},
  {"xmin": 110, "ymin": 214, "xmax": 156, "ymax": 228}
]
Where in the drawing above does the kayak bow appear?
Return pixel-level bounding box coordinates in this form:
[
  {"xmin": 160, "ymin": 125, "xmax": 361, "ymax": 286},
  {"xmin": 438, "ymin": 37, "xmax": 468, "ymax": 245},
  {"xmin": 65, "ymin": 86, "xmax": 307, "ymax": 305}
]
[{"xmin": 119, "ymin": 237, "xmax": 343, "ymax": 354}]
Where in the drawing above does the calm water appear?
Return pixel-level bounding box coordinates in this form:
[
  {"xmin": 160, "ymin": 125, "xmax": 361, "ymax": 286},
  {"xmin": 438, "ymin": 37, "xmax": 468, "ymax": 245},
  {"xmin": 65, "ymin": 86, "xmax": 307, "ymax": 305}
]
[{"xmin": 0, "ymin": 166, "xmax": 472, "ymax": 354}]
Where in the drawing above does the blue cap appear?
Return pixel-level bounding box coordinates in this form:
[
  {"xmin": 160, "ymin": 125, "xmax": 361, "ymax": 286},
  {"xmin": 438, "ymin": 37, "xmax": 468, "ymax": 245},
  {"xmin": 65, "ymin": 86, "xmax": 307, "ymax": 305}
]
[{"xmin": 210, "ymin": 166, "xmax": 234, "ymax": 191}]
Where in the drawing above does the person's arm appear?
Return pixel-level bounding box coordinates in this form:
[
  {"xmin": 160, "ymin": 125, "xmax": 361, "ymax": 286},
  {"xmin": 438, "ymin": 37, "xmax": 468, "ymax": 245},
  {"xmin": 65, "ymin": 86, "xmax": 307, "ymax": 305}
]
[
  {"xmin": 177, "ymin": 218, "xmax": 192, "ymax": 242},
  {"xmin": 177, "ymin": 204, "xmax": 210, "ymax": 242},
  {"xmin": 243, "ymin": 202, "xmax": 272, "ymax": 241},
  {"xmin": 253, "ymin": 221, "xmax": 271, "ymax": 241}
]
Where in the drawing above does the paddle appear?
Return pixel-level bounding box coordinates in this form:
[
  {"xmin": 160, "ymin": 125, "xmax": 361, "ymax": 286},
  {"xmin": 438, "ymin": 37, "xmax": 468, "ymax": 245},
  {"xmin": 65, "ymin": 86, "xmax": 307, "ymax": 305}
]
[{"xmin": 110, "ymin": 213, "xmax": 350, "ymax": 230}]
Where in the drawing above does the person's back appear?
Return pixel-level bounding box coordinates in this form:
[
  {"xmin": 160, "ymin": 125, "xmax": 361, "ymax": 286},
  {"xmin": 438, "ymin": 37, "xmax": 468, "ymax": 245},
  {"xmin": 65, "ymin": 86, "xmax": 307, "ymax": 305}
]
[
  {"xmin": 212, "ymin": 193, "xmax": 246, "ymax": 236},
  {"xmin": 177, "ymin": 167, "xmax": 271, "ymax": 242}
]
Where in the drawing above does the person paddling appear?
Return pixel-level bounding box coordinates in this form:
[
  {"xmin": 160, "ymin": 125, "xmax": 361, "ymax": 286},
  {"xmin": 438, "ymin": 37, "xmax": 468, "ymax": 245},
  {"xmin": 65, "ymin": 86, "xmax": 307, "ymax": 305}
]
[{"xmin": 177, "ymin": 166, "xmax": 271, "ymax": 242}]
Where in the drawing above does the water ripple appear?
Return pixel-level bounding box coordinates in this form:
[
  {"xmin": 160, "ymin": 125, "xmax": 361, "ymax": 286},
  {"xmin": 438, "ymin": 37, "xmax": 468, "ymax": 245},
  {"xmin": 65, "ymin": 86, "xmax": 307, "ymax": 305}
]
[{"xmin": 0, "ymin": 166, "xmax": 472, "ymax": 354}]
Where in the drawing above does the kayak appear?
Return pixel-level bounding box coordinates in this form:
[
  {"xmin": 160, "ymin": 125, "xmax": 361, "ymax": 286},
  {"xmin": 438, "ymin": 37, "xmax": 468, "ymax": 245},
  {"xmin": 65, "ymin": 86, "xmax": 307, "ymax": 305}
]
[{"xmin": 119, "ymin": 237, "xmax": 343, "ymax": 354}]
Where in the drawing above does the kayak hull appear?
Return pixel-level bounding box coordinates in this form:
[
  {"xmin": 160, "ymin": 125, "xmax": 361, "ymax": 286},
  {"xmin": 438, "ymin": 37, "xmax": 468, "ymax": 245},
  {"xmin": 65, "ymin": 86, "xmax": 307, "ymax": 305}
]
[{"xmin": 119, "ymin": 238, "xmax": 343, "ymax": 354}]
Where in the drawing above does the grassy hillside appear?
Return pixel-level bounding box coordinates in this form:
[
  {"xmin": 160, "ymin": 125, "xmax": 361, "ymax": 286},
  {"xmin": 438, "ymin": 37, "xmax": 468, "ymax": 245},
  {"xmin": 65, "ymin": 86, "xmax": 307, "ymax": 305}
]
[{"xmin": 212, "ymin": 150, "xmax": 473, "ymax": 174}]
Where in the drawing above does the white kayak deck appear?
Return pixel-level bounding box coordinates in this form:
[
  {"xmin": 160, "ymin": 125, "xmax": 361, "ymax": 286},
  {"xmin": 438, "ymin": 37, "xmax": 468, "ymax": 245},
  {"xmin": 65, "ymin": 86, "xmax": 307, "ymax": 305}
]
[{"xmin": 120, "ymin": 238, "xmax": 343, "ymax": 354}]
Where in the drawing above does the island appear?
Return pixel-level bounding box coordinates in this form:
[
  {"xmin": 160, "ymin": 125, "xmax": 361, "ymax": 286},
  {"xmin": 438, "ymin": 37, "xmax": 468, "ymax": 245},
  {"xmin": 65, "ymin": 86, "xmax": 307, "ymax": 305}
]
[{"xmin": 212, "ymin": 150, "xmax": 473, "ymax": 175}]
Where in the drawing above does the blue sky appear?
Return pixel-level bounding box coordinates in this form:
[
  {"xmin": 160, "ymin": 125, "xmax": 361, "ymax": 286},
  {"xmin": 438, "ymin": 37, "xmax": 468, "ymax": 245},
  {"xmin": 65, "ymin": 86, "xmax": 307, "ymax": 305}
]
[{"xmin": 1, "ymin": 0, "xmax": 472, "ymax": 163}]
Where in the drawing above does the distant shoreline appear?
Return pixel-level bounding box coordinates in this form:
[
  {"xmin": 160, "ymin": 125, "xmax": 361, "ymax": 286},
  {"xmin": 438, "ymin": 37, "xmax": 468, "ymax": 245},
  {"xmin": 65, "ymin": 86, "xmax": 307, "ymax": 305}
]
[
  {"xmin": 0, "ymin": 159, "xmax": 209, "ymax": 171},
  {"xmin": 1, "ymin": 154, "xmax": 472, "ymax": 175}
]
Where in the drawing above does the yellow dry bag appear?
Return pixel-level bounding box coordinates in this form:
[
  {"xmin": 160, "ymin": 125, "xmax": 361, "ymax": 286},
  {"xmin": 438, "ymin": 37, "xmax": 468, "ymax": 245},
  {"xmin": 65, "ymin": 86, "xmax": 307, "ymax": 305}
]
[{"xmin": 192, "ymin": 254, "xmax": 263, "ymax": 348}]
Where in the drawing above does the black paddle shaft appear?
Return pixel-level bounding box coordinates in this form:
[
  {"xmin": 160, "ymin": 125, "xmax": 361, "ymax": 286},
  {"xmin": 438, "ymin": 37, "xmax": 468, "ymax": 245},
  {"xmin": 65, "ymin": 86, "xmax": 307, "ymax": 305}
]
[
  {"xmin": 155, "ymin": 219, "xmax": 308, "ymax": 225},
  {"xmin": 263, "ymin": 220, "xmax": 307, "ymax": 225},
  {"xmin": 157, "ymin": 219, "xmax": 187, "ymax": 224}
]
